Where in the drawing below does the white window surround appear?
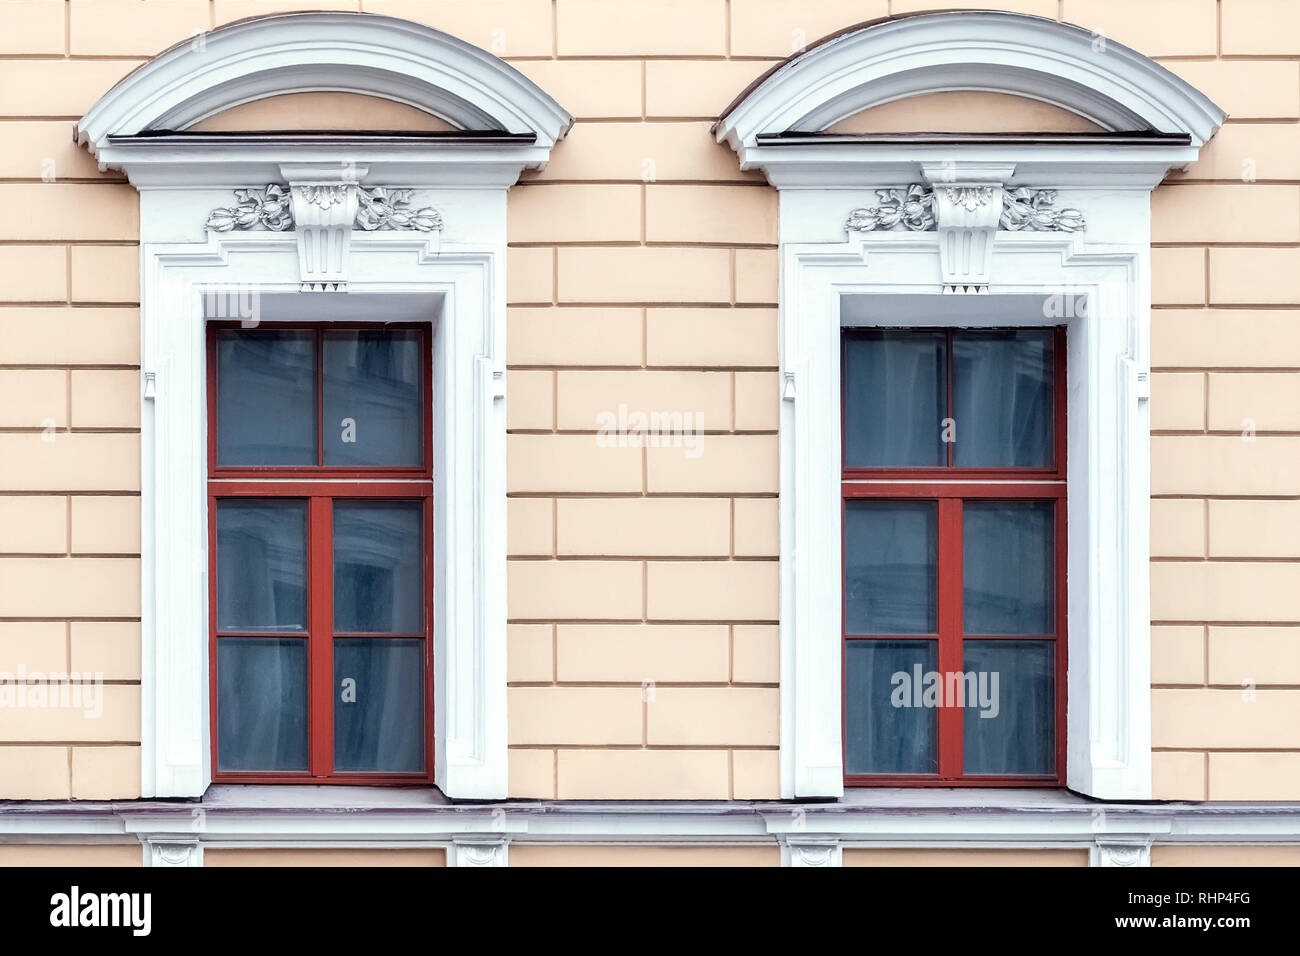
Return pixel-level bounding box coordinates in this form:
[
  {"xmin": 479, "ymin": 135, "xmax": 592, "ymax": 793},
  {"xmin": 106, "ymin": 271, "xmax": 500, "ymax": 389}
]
[
  {"xmin": 75, "ymin": 12, "xmax": 572, "ymax": 800},
  {"xmin": 715, "ymin": 11, "xmax": 1225, "ymax": 801}
]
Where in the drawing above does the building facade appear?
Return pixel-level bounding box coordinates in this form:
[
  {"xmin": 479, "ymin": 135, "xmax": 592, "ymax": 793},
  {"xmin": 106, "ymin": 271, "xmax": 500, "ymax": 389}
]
[{"xmin": 0, "ymin": 0, "xmax": 1299, "ymax": 866}]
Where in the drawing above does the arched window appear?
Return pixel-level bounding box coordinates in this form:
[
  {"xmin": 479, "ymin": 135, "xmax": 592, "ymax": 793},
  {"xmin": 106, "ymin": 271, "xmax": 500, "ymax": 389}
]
[
  {"xmin": 714, "ymin": 11, "xmax": 1224, "ymax": 800},
  {"xmin": 77, "ymin": 12, "xmax": 571, "ymax": 800}
]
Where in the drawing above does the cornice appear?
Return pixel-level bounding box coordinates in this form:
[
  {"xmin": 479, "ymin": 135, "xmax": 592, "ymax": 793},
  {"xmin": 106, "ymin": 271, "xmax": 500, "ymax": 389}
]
[
  {"xmin": 714, "ymin": 11, "xmax": 1224, "ymax": 190},
  {"xmin": 716, "ymin": 11, "xmax": 1224, "ymax": 148},
  {"xmin": 76, "ymin": 12, "xmax": 571, "ymax": 154},
  {"xmin": 75, "ymin": 13, "xmax": 571, "ymax": 187},
  {"xmin": 4, "ymin": 793, "xmax": 1299, "ymax": 848}
]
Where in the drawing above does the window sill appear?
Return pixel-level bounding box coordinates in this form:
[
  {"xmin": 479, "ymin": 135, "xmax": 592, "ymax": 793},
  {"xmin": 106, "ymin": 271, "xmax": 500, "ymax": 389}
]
[{"xmin": 4, "ymin": 788, "xmax": 1300, "ymax": 869}]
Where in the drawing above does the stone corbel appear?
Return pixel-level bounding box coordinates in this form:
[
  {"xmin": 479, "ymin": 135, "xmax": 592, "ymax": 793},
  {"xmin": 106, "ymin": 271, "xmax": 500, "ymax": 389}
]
[
  {"xmin": 921, "ymin": 164, "xmax": 1013, "ymax": 296},
  {"xmin": 290, "ymin": 181, "xmax": 359, "ymax": 292},
  {"xmin": 845, "ymin": 164, "xmax": 1085, "ymax": 294},
  {"xmin": 142, "ymin": 837, "xmax": 203, "ymax": 867},
  {"xmin": 1091, "ymin": 838, "xmax": 1152, "ymax": 867},
  {"xmin": 781, "ymin": 838, "xmax": 843, "ymax": 867},
  {"xmin": 204, "ymin": 165, "xmax": 445, "ymax": 293},
  {"xmin": 448, "ymin": 836, "xmax": 509, "ymax": 867},
  {"xmin": 931, "ymin": 183, "xmax": 1003, "ymax": 294}
]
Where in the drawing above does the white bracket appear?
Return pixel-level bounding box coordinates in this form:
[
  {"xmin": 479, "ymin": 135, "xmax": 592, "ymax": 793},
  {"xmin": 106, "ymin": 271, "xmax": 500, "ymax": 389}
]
[
  {"xmin": 1091, "ymin": 839, "xmax": 1152, "ymax": 867},
  {"xmin": 930, "ymin": 183, "xmax": 1004, "ymax": 294},
  {"xmin": 448, "ymin": 837, "xmax": 509, "ymax": 867},
  {"xmin": 290, "ymin": 181, "xmax": 359, "ymax": 292},
  {"xmin": 142, "ymin": 838, "xmax": 203, "ymax": 867},
  {"xmin": 781, "ymin": 838, "xmax": 843, "ymax": 867}
]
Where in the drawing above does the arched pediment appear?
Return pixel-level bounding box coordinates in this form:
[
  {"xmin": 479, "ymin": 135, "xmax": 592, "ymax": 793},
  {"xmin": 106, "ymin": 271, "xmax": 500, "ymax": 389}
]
[
  {"xmin": 76, "ymin": 11, "xmax": 571, "ymax": 159},
  {"xmin": 715, "ymin": 11, "xmax": 1224, "ymax": 183}
]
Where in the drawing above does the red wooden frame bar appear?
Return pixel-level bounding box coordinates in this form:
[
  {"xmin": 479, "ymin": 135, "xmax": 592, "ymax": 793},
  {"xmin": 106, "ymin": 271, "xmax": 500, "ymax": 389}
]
[
  {"xmin": 841, "ymin": 326, "xmax": 1068, "ymax": 788},
  {"xmin": 208, "ymin": 324, "xmax": 435, "ymax": 785},
  {"xmin": 206, "ymin": 322, "xmax": 433, "ymax": 480}
]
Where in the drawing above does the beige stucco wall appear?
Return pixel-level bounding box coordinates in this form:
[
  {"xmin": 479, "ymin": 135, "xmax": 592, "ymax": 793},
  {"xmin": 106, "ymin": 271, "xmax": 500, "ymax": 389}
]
[
  {"xmin": 508, "ymin": 844, "xmax": 779, "ymax": 866},
  {"xmin": 829, "ymin": 91, "xmax": 1103, "ymax": 133},
  {"xmin": 0, "ymin": 0, "xmax": 1297, "ymax": 805},
  {"xmin": 204, "ymin": 848, "xmax": 447, "ymax": 866},
  {"xmin": 843, "ymin": 848, "xmax": 1089, "ymax": 867}
]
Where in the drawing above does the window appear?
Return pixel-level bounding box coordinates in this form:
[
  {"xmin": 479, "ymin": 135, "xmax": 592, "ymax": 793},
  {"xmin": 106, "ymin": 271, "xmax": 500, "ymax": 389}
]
[
  {"xmin": 208, "ymin": 324, "xmax": 434, "ymax": 783},
  {"xmin": 841, "ymin": 328, "xmax": 1066, "ymax": 786}
]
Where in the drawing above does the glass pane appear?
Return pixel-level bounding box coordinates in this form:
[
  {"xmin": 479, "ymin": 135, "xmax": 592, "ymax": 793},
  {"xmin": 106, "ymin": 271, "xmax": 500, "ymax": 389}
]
[
  {"xmin": 962, "ymin": 500, "xmax": 1054, "ymax": 635},
  {"xmin": 334, "ymin": 638, "xmax": 425, "ymax": 773},
  {"xmin": 322, "ymin": 331, "xmax": 424, "ymax": 467},
  {"xmin": 952, "ymin": 330, "xmax": 1053, "ymax": 467},
  {"xmin": 843, "ymin": 330, "xmax": 946, "ymax": 467},
  {"xmin": 845, "ymin": 639, "xmax": 938, "ymax": 775},
  {"xmin": 216, "ymin": 331, "xmax": 316, "ymax": 466},
  {"xmin": 333, "ymin": 501, "xmax": 424, "ymax": 634},
  {"xmin": 844, "ymin": 500, "xmax": 938, "ymax": 635},
  {"xmin": 963, "ymin": 640, "xmax": 1055, "ymax": 775},
  {"xmin": 216, "ymin": 500, "xmax": 307, "ymax": 633},
  {"xmin": 217, "ymin": 637, "xmax": 308, "ymax": 772}
]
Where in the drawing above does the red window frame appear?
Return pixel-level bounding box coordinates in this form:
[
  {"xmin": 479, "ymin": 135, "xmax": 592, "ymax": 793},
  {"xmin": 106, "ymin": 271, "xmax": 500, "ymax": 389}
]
[
  {"xmin": 841, "ymin": 326, "xmax": 1067, "ymax": 788},
  {"xmin": 207, "ymin": 322, "xmax": 435, "ymax": 785}
]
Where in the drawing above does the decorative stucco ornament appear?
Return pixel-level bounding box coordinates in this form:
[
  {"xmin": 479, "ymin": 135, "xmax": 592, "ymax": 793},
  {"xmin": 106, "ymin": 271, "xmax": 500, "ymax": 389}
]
[
  {"xmin": 1000, "ymin": 187, "xmax": 1086, "ymax": 232},
  {"xmin": 845, "ymin": 184, "xmax": 936, "ymax": 232},
  {"xmin": 205, "ymin": 182, "xmax": 445, "ymax": 292},
  {"xmin": 846, "ymin": 184, "xmax": 1084, "ymax": 234},
  {"xmin": 355, "ymin": 187, "xmax": 444, "ymax": 232},
  {"xmin": 205, "ymin": 184, "xmax": 443, "ymax": 234},
  {"xmin": 204, "ymin": 185, "xmax": 293, "ymax": 232},
  {"xmin": 846, "ymin": 184, "xmax": 1086, "ymax": 293}
]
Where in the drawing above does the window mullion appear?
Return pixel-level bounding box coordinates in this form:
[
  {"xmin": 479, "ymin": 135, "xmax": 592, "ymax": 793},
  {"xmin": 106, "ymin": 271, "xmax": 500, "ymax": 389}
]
[
  {"xmin": 308, "ymin": 495, "xmax": 335, "ymax": 777},
  {"xmin": 936, "ymin": 496, "xmax": 964, "ymax": 779},
  {"xmin": 945, "ymin": 328, "xmax": 954, "ymax": 469},
  {"xmin": 315, "ymin": 328, "xmax": 324, "ymax": 468}
]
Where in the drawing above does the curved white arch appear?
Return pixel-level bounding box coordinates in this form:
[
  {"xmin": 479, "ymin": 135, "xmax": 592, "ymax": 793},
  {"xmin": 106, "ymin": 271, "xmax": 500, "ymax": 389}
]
[
  {"xmin": 716, "ymin": 11, "xmax": 1223, "ymax": 150},
  {"xmin": 77, "ymin": 11, "xmax": 572, "ymax": 154}
]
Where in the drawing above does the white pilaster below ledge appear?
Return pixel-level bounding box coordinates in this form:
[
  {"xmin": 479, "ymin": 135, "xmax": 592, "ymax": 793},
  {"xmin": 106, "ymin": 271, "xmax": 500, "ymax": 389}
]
[
  {"xmin": 781, "ymin": 838, "xmax": 843, "ymax": 867},
  {"xmin": 1091, "ymin": 839, "xmax": 1152, "ymax": 867},
  {"xmin": 448, "ymin": 837, "xmax": 509, "ymax": 867},
  {"xmin": 143, "ymin": 838, "xmax": 204, "ymax": 867}
]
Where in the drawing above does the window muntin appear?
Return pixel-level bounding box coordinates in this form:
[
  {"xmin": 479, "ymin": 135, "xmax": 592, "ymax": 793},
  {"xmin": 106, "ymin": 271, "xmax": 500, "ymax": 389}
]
[
  {"xmin": 842, "ymin": 328, "xmax": 1060, "ymax": 475},
  {"xmin": 841, "ymin": 326, "xmax": 1066, "ymax": 787},
  {"xmin": 209, "ymin": 324, "xmax": 434, "ymax": 784},
  {"xmin": 211, "ymin": 325, "xmax": 431, "ymax": 476}
]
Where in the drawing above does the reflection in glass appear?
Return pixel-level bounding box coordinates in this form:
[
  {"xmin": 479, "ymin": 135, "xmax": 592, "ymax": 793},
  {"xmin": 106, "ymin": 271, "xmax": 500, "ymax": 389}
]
[
  {"xmin": 843, "ymin": 330, "xmax": 946, "ymax": 467},
  {"xmin": 333, "ymin": 501, "xmax": 424, "ymax": 634},
  {"xmin": 845, "ymin": 500, "xmax": 938, "ymax": 635},
  {"xmin": 963, "ymin": 639, "xmax": 1055, "ymax": 775},
  {"xmin": 217, "ymin": 638, "xmax": 308, "ymax": 771},
  {"xmin": 962, "ymin": 500, "xmax": 1054, "ymax": 635},
  {"xmin": 334, "ymin": 638, "xmax": 425, "ymax": 773},
  {"xmin": 323, "ymin": 331, "xmax": 423, "ymax": 467},
  {"xmin": 845, "ymin": 640, "xmax": 938, "ymax": 775},
  {"xmin": 216, "ymin": 500, "xmax": 307, "ymax": 632},
  {"xmin": 216, "ymin": 331, "xmax": 316, "ymax": 466},
  {"xmin": 952, "ymin": 330, "xmax": 1053, "ymax": 467}
]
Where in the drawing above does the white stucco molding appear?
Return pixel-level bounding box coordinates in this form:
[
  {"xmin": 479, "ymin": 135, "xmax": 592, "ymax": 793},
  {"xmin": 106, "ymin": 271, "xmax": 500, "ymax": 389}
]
[
  {"xmin": 713, "ymin": 11, "xmax": 1223, "ymax": 802},
  {"xmin": 714, "ymin": 10, "xmax": 1224, "ymax": 159},
  {"xmin": 74, "ymin": 14, "xmax": 571, "ymax": 189},
  {"xmin": 6, "ymin": 791, "xmax": 1300, "ymax": 867},
  {"xmin": 75, "ymin": 13, "xmax": 568, "ymax": 802},
  {"xmin": 75, "ymin": 12, "xmax": 571, "ymax": 151},
  {"xmin": 777, "ymin": 222, "xmax": 1155, "ymax": 800},
  {"xmin": 137, "ymin": 225, "xmax": 509, "ymax": 801}
]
